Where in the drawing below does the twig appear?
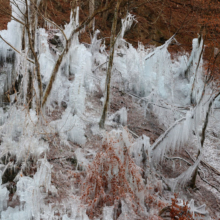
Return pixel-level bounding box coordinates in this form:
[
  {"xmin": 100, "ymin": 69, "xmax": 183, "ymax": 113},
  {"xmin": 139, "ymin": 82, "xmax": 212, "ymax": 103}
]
[
  {"xmin": 127, "ymin": 127, "xmax": 139, "ymax": 138},
  {"xmin": 92, "ymin": 61, "xmax": 108, "ymax": 73}
]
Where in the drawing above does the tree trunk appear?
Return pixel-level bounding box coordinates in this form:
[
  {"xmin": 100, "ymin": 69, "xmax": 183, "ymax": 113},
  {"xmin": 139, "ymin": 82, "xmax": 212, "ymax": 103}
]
[
  {"xmin": 99, "ymin": 0, "xmax": 122, "ymax": 129},
  {"xmin": 103, "ymin": 0, "xmax": 109, "ymax": 26},
  {"xmin": 190, "ymin": 91, "xmax": 220, "ymax": 188},
  {"xmin": 27, "ymin": 69, "xmax": 33, "ymax": 109},
  {"xmin": 25, "ymin": 0, "xmax": 43, "ymax": 112},
  {"xmin": 71, "ymin": 0, "xmax": 80, "ymax": 19},
  {"xmin": 89, "ymin": 0, "xmax": 95, "ymax": 28}
]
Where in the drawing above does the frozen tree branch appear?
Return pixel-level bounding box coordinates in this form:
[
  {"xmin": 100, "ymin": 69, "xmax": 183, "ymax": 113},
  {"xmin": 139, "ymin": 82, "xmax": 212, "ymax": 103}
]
[
  {"xmin": 0, "ymin": 35, "xmax": 35, "ymax": 64},
  {"xmin": 151, "ymin": 117, "xmax": 186, "ymax": 151}
]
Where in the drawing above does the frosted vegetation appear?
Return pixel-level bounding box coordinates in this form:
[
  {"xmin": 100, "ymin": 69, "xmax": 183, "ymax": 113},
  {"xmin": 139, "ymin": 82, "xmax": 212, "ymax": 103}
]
[{"xmin": 0, "ymin": 0, "xmax": 219, "ymax": 219}]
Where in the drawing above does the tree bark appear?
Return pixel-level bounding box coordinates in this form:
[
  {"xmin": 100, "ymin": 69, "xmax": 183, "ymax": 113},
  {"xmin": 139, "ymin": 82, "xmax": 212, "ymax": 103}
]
[
  {"xmin": 25, "ymin": 0, "xmax": 43, "ymax": 112},
  {"xmin": 89, "ymin": 0, "xmax": 95, "ymax": 28}
]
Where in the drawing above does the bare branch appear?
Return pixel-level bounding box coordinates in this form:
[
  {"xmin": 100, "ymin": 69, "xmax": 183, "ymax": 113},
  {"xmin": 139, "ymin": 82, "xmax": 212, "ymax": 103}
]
[{"xmin": 0, "ymin": 34, "xmax": 34, "ymax": 64}]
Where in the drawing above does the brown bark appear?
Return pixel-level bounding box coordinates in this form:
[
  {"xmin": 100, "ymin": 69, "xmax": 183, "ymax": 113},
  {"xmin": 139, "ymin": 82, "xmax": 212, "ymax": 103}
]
[
  {"xmin": 27, "ymin": 69, "xmax": 33, "ymax": 109},
  {"xmin": 89, "ymin": 0, "xmax": 95, "ymax": 28},
  {"xmin": 102, "ymin": 0, "xmax": 109, "ymax": 26}
]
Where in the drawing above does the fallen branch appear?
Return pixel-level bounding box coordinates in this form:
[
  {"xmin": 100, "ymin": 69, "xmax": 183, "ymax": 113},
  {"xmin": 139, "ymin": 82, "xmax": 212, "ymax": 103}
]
[
  {"xmin": 165, "ymin": 156, "xmax": 192, "ymax": 166},
  {"xmin": 127, "ymin": 127, "xmax": 139, "ymax": 138},
  {"xmin": 201, "ymin": 160, "xmax": 220, "ymax": 176},
  {"xmin": 198, "ymin": 171, "xmax": 220, "ymax": 193}
]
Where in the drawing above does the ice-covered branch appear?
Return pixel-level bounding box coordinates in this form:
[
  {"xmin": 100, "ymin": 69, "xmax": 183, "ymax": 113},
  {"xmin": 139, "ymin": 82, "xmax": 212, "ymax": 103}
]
[
  {"xmin": 0, "ymin": 35, "xmax": 34, "ymax": 64},
  {"xmin": 151, "ymin": 117, "xmax": 186, "ymax": 152},
  {"xmin": 145, "ymin": 34, "xmax": 176, "ymax": 61}
]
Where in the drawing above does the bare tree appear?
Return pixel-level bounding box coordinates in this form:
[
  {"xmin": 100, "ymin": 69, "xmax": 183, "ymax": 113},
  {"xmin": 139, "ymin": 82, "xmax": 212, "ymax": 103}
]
[{"xmin": 99, "ymin": 0, "xmax": 122, "ymax": 128}]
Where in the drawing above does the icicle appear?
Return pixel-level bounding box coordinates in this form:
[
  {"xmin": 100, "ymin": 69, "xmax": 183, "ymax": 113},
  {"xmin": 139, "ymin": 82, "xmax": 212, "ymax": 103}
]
[
  {"xmin": 172, "ymin": 161, "xmax": 175, "ymax": 171},
  {"xmin": 0, "ymin": 171, "xmax": 9, "ymax": 213}
]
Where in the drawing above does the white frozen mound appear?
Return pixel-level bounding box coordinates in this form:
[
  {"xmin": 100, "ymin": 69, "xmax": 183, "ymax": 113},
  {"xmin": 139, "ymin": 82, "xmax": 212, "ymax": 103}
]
[
  {"xmin": 131, "ymin": 135, "xmax": 150, "ymax": 167},
  {"xmin": 109, "ymin": 107, "xmax": 127, "ymax": 126},
  {"xmin": 0, "ymin": 108, "xmax": 48, "ymax": 163},
  {"xmin": 50, "ymin": 107, "xmax": 87, "ymax": 147}
]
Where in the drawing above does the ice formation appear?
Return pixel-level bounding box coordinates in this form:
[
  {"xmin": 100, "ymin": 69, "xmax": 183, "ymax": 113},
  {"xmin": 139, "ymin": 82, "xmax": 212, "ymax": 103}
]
[
  {"xmin": 0, "ymin": 171, "xmax": 9, "ymax": 213},
  {"xmin": 0, "ymin": 0, "xmax": 215, "ymax": 219},
  {"xmin": 109, "ymin": 107, "xmax": 127, "ymax": 126},
  {"xmin": 50, "ymin": 107, "xmax": 87, "ymax": 147},
  {"xmin": 1, "ymin": 156, "xmax": 57, "ymax": 220}
]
